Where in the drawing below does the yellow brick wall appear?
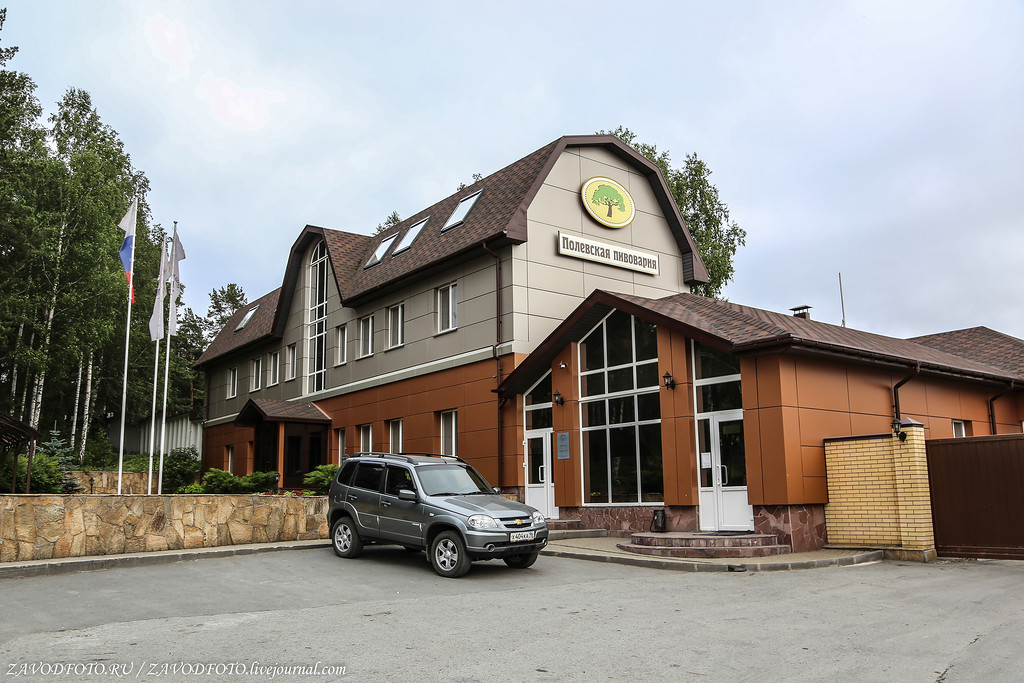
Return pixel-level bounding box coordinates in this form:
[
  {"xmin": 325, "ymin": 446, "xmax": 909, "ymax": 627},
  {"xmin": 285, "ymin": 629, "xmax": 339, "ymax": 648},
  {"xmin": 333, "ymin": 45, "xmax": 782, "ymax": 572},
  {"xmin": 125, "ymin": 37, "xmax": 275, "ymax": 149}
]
[{"xmin": 824, "ymin": 425, "xmax": 934, "ymax": 551}]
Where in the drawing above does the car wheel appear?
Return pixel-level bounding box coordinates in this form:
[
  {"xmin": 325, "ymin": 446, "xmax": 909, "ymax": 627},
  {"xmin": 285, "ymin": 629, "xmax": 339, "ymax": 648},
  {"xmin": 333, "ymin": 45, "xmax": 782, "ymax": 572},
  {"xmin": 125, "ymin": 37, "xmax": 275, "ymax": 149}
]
[
  {"xmin": 503, "ymin": 551, "xmax": 539, "ymax": 569},
  {"xmin": 430, "ymin": 531, "xmax": 471, "ymax": 578},
  {"xmin": 331, "ymin": 517, "xmax": 363, "ymax": 558}
]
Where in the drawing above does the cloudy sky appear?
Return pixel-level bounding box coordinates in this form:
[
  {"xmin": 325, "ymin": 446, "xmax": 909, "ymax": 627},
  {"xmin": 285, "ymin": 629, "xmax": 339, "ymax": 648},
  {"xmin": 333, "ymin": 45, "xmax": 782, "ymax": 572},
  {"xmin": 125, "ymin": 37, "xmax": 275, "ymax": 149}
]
[{"xmin": 5, "ymin": 1, "xmax": 1023, "ymax": 340}]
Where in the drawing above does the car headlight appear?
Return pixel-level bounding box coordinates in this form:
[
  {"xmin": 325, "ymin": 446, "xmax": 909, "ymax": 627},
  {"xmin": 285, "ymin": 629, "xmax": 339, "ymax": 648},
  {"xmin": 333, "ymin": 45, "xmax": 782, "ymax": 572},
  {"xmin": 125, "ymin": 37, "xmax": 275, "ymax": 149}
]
[
  {"xmin": 532, "ymin": 511, "xmax": 545, "ymax": 525},
  {"xmin": 468, "ymin": 514, "xmax": 498, "ymax": 529}
]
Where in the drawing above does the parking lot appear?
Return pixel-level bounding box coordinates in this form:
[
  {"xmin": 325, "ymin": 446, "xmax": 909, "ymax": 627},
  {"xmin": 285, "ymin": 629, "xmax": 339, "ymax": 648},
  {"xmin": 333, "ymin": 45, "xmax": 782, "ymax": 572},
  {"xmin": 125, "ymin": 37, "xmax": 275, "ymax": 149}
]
[{"xmin": 1, "ymin": 547, "xmax": 1022, "ymax": 682}]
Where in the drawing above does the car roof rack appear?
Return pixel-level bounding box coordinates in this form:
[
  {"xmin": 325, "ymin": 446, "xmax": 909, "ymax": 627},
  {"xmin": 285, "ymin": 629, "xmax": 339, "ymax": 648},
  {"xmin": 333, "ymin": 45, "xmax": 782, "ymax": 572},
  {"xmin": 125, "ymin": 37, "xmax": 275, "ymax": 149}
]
[{"xmin": 352, "ymin": 451, "xmax": 467, "ymax": 465}]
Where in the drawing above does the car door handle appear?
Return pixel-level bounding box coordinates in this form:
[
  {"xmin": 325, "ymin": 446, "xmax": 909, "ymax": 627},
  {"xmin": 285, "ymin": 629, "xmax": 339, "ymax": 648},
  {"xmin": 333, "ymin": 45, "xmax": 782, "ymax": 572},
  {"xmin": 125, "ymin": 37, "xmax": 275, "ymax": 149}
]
[
  {"xmin": 381, "ymin": 501, "xmax": 391, "ymax": 508},
  {"xmin": 348, "ymin": 494, "xmax": 358, "ymax": 501}
]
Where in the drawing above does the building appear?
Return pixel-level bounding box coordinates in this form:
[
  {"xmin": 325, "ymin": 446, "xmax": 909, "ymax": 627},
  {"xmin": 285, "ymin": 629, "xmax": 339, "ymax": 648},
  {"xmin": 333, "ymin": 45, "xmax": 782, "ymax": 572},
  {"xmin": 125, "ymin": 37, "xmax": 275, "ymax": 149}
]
[{"xmin": 196, "ymin": 134, "xmax": 1024, "ymax": 554}]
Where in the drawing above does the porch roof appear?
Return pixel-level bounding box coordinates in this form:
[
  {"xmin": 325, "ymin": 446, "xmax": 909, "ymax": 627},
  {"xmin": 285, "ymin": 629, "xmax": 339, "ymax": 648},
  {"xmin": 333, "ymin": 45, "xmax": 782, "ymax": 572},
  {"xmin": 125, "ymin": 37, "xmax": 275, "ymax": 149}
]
[
  {"xmin": 497, "ymin": 291, "xmax": 1024, "ymax": 398},
  {"xmin": 233, "ymin": 399, "xmax": 332, "ymax": 428}
]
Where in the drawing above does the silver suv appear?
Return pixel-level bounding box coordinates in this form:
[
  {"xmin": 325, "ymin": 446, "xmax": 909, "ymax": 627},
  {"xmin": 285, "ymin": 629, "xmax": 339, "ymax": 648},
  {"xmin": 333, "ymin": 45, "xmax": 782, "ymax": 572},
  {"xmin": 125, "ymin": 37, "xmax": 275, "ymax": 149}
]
[{"xmin": 328, "ymin": 453, "xmax": 549, "ymax": 578}]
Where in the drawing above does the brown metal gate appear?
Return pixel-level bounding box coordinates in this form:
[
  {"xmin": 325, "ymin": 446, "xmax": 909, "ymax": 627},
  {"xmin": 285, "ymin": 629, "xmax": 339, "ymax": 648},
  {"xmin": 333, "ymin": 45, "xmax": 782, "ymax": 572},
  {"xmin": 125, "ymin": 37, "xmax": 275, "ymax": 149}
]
[{"xmin": 927, "ymin": 434, "xmax": 1024, "ymax": 559}]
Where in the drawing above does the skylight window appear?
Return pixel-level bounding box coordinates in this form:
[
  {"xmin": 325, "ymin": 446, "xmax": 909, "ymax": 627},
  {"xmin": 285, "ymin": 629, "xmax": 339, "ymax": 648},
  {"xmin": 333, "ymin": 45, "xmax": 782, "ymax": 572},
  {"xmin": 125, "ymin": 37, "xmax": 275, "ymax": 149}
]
[
  {"xmin": 365, "ymin": 234, "xmax": 398, "ymax": 267},
  {"xmin": 392, "ymin": 218, "xmax": 428, "ymax": 255},
  {"xmin": 235, "ymin": 305, "xmax": 259, "ymax": 331},
  {"xmin": 441, "ymin": 191, "xmax": 482, "ymax": 231}
]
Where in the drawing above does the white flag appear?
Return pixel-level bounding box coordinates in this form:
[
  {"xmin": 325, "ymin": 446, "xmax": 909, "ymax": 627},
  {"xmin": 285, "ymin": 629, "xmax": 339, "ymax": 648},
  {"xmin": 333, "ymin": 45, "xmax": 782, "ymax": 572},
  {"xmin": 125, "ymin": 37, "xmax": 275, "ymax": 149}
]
[
  {"xmin": 148, "ymin": 241, "xmax": 169, "ymax": 341},
  {"xmin": 168, "ymin": 229, "xmax": 186, "ymax": 336}
]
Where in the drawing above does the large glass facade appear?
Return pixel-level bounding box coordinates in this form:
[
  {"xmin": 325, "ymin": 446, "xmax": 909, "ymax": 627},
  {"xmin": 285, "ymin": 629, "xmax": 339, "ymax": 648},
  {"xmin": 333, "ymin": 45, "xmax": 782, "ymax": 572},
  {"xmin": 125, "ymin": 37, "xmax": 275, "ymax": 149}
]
[{"xmin": 580, "ymin": 311, "xmax": 662, "ymax": 504}]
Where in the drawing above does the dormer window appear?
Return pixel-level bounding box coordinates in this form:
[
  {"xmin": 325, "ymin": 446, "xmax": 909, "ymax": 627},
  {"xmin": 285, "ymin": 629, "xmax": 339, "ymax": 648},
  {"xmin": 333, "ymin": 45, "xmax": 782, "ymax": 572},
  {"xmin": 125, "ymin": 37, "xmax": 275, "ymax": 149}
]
[
  {"xmin": 235, "ymin": 305, "xmax": 259, "ymax": 331},
  {"xmin": 365, "ymin": 234, "xmax": 398, "ymax": 267},
  {"xmin": 441, "ymin": 191, "xmax": 482, "ymax": 231},
  {"xmin": 392, "ymin": 218, "xmax": 428, "ymax": 255}
]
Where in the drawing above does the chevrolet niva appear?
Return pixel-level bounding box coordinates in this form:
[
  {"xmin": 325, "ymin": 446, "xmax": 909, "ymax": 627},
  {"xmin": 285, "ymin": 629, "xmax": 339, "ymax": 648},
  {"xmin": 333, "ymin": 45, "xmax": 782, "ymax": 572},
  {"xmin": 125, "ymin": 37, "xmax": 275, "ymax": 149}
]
[{"xmin": 328, "ymin": 453, "xmax": 549, "ymax": 578}]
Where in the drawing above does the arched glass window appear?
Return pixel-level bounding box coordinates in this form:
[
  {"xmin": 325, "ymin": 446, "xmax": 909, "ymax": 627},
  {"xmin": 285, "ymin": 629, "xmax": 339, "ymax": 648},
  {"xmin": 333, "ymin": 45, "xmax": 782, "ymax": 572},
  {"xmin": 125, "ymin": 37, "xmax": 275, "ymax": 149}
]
[{"xmin": 307, "ymin": 242, "xmax": 328, "ymax": 393}]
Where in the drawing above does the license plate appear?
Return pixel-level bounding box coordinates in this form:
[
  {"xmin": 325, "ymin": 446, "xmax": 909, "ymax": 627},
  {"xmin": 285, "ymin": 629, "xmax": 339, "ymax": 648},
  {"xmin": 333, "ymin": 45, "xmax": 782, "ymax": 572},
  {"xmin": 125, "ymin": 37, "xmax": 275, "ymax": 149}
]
[{"xmin": 510, "ymin": 531, "xmax": 535, "ymax": 542}]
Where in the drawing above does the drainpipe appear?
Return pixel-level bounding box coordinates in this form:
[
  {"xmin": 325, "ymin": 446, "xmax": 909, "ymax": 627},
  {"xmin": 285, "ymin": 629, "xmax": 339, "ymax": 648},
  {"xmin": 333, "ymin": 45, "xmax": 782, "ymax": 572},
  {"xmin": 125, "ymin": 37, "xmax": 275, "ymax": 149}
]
[
  {"xmin": 988, "ymin": 382, "xmax": 1015, "ymax": 435},
  {"xmin": 481, "ymin": 241, "xmax": 504, "ymax": 488},
  {"xmin": 892, "ymin": 363, "xmax": 920, "ymax": 422}
]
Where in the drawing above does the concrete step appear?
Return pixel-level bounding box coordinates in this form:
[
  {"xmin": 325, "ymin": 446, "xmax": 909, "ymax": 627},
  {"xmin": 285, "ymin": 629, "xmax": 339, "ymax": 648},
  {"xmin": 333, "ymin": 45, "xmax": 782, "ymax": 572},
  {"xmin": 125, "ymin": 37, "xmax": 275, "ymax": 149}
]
[
  {"xmin": 617, "ymin": 542, "xmax": 793, "ymax": 558},
  {"xmin": 548, "ymin": 528, "xmax": 609, "ymax": 541},
  {"xmin": 628, "ymin": 532, "xmax": 783, "ymax": 548}
]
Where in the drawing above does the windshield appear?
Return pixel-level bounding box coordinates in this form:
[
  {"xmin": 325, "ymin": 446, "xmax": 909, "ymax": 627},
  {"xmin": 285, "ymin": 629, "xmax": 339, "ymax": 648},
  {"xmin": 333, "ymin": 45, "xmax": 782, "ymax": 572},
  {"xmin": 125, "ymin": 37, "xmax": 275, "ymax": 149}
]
[{"xmin": 416, "ymin": 464, "xmax": 492, "ymax": 496}]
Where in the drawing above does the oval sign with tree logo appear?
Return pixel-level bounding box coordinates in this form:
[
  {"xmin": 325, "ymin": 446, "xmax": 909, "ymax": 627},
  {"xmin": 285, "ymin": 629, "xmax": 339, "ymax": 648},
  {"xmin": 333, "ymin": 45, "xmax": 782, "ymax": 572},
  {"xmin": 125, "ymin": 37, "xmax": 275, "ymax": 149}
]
[{"xmin": 581, "ymin": 176, "xmax": 635, "ymax": 229}]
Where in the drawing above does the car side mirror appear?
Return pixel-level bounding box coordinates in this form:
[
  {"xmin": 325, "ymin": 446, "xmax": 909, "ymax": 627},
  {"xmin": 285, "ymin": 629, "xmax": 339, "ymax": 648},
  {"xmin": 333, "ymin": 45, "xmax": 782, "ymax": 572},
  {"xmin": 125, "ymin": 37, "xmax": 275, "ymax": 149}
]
[{"xmin": 398, "ymin": 489, "xmax": 418, "ymax": 502}]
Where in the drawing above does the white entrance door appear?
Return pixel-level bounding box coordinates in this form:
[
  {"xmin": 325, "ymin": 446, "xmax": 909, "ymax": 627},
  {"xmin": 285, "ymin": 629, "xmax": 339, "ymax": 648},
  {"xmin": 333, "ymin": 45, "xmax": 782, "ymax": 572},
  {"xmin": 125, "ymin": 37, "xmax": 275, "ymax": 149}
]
[
  {"xmin": 524, "ymin": 430, "xmax": 557, "ymax": 519},
  {"xmin": 697, "ymin": 411, "xmax": 753, "ymax": 531}
]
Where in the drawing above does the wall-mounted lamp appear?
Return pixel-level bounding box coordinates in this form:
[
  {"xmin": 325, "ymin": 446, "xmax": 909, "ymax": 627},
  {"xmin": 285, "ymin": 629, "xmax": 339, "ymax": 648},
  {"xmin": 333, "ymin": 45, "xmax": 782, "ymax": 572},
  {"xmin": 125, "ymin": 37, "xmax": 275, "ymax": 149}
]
[
  {"xmin": 891, "ymin": 418, "xmax": 907, "ymax": 442},
  {"xmin": 553, "ymin": 390, "xmax": 565, "ymax": 406},
  {"xmin": 663, "ymin": 372, "xmax": 676, "ymax": 390},
  {"xmin": 559, "ymin": 361, "xmax": 567, "ymax": 369}
]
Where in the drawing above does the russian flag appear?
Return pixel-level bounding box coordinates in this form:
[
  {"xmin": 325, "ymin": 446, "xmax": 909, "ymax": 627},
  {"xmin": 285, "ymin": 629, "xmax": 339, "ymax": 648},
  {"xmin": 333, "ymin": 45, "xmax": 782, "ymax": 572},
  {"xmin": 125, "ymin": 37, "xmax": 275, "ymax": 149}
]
[{"xmin": 118, "ymin": 197, "xmax": 138, "ymax": 302}]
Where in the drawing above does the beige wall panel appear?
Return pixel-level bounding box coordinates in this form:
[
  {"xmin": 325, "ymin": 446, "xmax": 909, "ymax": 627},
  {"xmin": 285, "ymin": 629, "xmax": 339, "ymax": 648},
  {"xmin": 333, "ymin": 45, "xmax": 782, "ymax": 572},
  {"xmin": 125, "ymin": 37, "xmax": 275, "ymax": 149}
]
[
  {"xmin": 625, "ymin": 168, "xmax": 665, "ymax": 218},
  {"xmin": 628, "ymin": 210, "xmax": 679, "ymax": 253},
  {"xmin": 544, "ymin": 149, "xmax": 583, "ymax": 192},
  {"xmin": 525, "ymin": 260, "xmax": 587, "ymax": 298},
  {"xmin": 577, "ymin": 146, "xmax": 629, "ymax": 174},
  {"xmin": 529, "ymin": 184, "xmax": 584, "ymax": 232}
]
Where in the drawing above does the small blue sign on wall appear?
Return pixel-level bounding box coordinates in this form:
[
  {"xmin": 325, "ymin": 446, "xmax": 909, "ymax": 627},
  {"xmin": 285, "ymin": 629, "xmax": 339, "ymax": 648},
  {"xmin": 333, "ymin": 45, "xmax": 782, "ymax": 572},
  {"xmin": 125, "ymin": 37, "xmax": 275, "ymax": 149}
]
[{"xmin": 557, "ymin": 432, "xmax": 570, "ymax": 460}]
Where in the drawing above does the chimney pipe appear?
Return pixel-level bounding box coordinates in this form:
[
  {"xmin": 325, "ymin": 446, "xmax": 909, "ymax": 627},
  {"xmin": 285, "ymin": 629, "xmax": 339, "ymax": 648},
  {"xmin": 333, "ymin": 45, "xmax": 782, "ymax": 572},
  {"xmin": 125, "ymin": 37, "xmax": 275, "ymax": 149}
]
[{"xmin": 789, "ymin": 305, "xmax": 812, "ymax": 319}]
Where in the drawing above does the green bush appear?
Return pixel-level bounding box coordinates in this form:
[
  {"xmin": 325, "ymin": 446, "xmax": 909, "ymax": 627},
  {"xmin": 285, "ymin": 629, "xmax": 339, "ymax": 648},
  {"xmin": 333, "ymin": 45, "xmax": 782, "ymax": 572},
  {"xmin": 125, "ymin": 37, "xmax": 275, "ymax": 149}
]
[
  {"xmin": 302, "ymin": 464, "xmax": 339, "ymax": 495},
  {"xmin": 177, "ymin": 482, "xmax": 203, "ymax": 494},
  {"xmin": 165, "ymin": 446, "xmax": 202, "ymax": 493},
  {"xmin": 0, "ymin": 451, "xmax": 65, "ymax": 493},
  {"xmin": 198, "ymin": 468, "xmax": 247, "ymax": 494},
  {"xmin": 240, "ymin": 471, "xmax": 279, "ymax": 493}
]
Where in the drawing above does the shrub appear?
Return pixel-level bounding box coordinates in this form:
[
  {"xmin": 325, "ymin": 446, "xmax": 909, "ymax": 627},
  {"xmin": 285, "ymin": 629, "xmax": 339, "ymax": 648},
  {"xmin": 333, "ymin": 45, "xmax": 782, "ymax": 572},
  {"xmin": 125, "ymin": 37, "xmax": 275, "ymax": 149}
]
[
  {"xmin": 240, "ymin": 471, "xmax": 279, "ymax": 493},
  {"xmin": 177, "ymin": 482, "xmax": 203, "ymax": 494},
  {"xmin": 198, "ymin": 468, "xmax": 247, "ymax": 494},
  {"xmin": 302, "ymin": 464, "xmax": 339, "ymax": 495},
  {"xmin": 164, "ymin": 446, "xmax": 202, "ymax": 493}
]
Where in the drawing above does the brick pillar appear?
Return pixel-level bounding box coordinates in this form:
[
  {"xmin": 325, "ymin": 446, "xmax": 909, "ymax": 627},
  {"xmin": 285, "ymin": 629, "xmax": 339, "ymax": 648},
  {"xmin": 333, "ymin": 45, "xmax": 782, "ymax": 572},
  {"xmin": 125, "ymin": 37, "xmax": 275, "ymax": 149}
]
[{"xmin": 891, "ymin": 422, "xmax": 937, "ymax": 561}]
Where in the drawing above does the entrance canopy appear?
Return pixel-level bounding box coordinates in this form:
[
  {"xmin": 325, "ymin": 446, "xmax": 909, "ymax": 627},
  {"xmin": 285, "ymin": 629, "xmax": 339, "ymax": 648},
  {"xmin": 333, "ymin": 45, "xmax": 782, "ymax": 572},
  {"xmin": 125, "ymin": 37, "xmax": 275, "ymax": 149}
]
[{"xmin": 233, "ymin": 398, "xmax": 332, "ymax": 427}]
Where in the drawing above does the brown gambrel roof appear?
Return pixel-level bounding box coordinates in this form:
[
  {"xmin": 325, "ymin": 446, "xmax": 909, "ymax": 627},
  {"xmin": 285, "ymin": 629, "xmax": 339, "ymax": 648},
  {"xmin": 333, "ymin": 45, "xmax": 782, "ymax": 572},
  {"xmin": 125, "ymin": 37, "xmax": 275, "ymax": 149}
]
[
  {"xmin": 910, "ymin": 327, "xmax": 1024, "ymax": 378},
  {"xmin": 196, "ymin": 135, "xmax": 710, "ymax": 367},
  {"xmin": 498, "ymin": 291, "xmax": 1024, "ymax": 397},
  {"xmin": 196, "ymin": 288, "xmax": 281, "ymax": 367}
]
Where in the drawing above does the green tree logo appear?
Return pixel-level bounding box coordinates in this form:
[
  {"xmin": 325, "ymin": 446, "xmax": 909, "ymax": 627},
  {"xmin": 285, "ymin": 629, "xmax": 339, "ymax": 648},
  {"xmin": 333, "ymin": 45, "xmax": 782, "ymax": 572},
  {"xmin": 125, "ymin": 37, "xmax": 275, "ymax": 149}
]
[
  {"xmin": 581, "ymin": 177, "xmax": 635, "ymax": 228},
  {"xmin": 591, "ymin": 184, "xmax": 626, "ymax": 218}
]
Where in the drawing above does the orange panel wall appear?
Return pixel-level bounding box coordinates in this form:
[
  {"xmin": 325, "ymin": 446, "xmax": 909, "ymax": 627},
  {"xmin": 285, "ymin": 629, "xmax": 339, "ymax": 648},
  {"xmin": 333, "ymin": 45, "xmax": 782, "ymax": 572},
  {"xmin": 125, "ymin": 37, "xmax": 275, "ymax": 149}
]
[
  {"xmin": 743, "ymin": 353, "xmax": 1024, "ymax": 506},
  {"xmin": 659, "ymin": 328, "xmax": 698, "ymax": 506}
]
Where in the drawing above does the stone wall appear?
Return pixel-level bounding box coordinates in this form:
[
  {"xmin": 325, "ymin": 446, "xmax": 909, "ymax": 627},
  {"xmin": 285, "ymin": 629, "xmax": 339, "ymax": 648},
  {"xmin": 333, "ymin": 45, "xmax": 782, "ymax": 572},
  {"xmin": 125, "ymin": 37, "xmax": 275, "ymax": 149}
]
[
  {"xmin": 0, "ymin": 494, "xmax": 329, "ymax": 563},
  {"xmin": 68, "ymin": 471, "xmax": 152, "ymax": 495}
]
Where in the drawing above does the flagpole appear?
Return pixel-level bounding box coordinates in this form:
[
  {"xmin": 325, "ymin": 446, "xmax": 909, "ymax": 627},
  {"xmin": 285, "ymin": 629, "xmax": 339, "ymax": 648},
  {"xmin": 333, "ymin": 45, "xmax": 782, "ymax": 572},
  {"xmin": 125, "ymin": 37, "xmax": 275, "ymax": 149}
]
[
  {"xmin": 116, "ymin": 198, "xmax": 139, "ymax": 495},
  {"xmin": 157, "ymin": 222, "xmax": 177, "ymax": 494},
  {"xmin": 147, "ymin": 339, "xmax": 159, "ymax": 494}
]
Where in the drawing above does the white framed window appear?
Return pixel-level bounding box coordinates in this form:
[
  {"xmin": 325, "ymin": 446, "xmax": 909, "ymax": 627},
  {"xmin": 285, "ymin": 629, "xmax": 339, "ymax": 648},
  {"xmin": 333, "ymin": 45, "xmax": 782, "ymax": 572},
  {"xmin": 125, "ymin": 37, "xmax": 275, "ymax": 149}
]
[
  {"xmin": 250, "ymin": 357, "xmax": 262, "ymax": 392},
  {"xmin": 360, "ymin": 315, "xmax": 374, "ymax": 357},
  {"xmin": 440, "ymin": 410, "xmax": 457, "ymax": 456},
  {"xmin": 235, "ymin": 305, "xmax": 259, "ymax": 331},
  {"xmin": 268, "ymin": 351, "xmax": 280, "ymax": 386},
  {"xmin": 389, "ymin": 419, "xmax": 403, "ymax": 453},
  {"xmin": 365, "ymin": 233, "xmax": 398, "ymax": 267},
  {"xmin": 359, "ymin": 424, "xmax": 372, "ymax": 453},
  {"xmin": 226, "ymin": 445, "xmax": 234, "ymax": 473},
  {"xmin": 438, "ymin": 283, "xmax": 457, "ymax": 333},
  {"xmin": 307, "ymin": 242, "xmax": 329, "ymax": 394},
  {"xmin": 392, "ymin": 218, "xmax": 427, "ymax": 255},
  {"xmin": 388, "ymin": 304, "xmax": 405, "ymax": 349},
  {"xmin": 227, "ymin": 367, "xmax": 237, "ymax": 399},
  {"xmin": 286, "ymin": 343, "xmax": 297, "ymax": 381},
  {"xmin": 336, "ymin": 324, "xmax": 348, "ymax": 365},
  {"xmin": 442, "ymin": 191, "xmax": 482, "ymax": 231},
  {"xmin": 952, "ymin": 420, "xmax": 967, "ymax": 438}
]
